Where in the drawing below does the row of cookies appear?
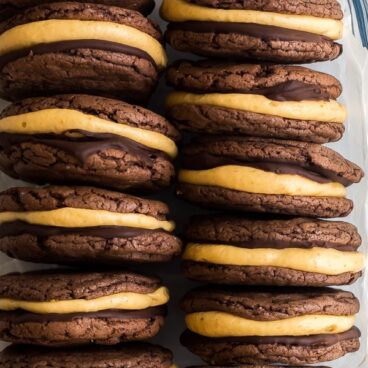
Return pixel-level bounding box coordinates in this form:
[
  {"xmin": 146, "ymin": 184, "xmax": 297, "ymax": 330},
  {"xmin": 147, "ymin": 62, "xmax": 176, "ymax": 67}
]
[
  {"xmin": 0, "ymin": 271, "xmax": 361, "ymax": 366},
  {"xmin": 0, "ymin": 0, "xmax": 182, "ymax": 366},
  {"xmin": 159, "ymin": 0, "xmax": 366, "ymax": 366},
  {"xmin": 0, "ymin": 182, "xmax": 363, "ymax": 286},
  {"xmin": 0, "ymin": 265, "xmax": 361, "ymax": 365},
  {"xmin": 0, "ymin": 274, "xmax": 361, "ymax": 366}
]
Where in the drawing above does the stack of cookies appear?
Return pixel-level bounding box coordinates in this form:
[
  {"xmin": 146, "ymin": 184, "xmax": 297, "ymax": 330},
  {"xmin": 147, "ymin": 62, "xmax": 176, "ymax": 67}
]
[
  {"xmin": 0, "ymin": 0, "xmax": 365, "ymax": 366},
  {"xmin": 0, "ymin": 0, "xmax": 179, "ymax": 366},
  {"xmin": 161, "ymin": 0, "xmax": 366, "ymax": 366}
]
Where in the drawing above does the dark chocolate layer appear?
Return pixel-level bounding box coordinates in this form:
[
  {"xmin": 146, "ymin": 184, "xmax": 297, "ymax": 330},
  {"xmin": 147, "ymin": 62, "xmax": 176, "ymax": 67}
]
[
  {"xmin": 0, "ymin": 130, "xmax": 170, "ymax": 166},
  {"xmin": 0, "ymin": 221, "xmax": 169, "ymax": 238},
  {"xmin": 0, "ymin": 40, "xmax": 156, "ymax": 70},
  {"xmin": 167, "ymin": 22, "xmax": 334, "ymax": 42},
  {"xmin": 175, "ymin": 80, "xmax": 331, "ymax": 102},
  {"xmin": 181, "ymin": 153, "xmax": 352, "ymax": 186},
  {"xmin": 0, "ymin": 305, "xmax": 167, "ymax": 323},
  {"xmin": 181, "ymin": 327, "xmax": 361, "ymax": 347},
  {"xmin": 187, "ymin": 238, "xmax": 357, "ymax": 252}
]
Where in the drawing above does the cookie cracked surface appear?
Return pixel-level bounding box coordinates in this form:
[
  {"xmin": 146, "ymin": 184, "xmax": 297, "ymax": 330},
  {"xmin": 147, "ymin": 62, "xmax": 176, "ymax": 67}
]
[
  {"xmin": 0, "ymin": 94, "xmax": 179, "ymax": 193},
  {"xmin": 0, "ymin": 186, "xmax": 182, "ymax": 265},
  {"xmin": 180, "ymin": 286, "xmax": 360, "ymax": 365},
  {"xmin": 177, "ymin": 136, "xmax": 363, "ymax": 218},
  {"xmin": 166, "ymin": 61, "xmax": 345, "ymax": 143},
  {"xmin": 182, "ymin": 216, "xmax": 364, "ymax": 286},
  {"xmin": 0, "ymin": 2, "xmax": 166, "ymax": 101},
  {"xmin": 0, "ymin": 269, "xmax": 169, "ymax": 346}
]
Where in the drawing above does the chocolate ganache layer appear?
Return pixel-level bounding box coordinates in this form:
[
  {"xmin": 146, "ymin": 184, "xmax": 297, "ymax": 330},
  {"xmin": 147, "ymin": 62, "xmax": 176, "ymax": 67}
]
[
  {"xmin": 167, "ymin": 22, "xmax": 336, "ymax": 43},
  {"xmin": 0, "ymin": 305, "xmax": 167, "ymax": 323},
  {"xmin": 181, "ymin": 153, "xmax": 353, "ymax": 186},
  {"xmin": 0, "ymin": 130, "xmax": 170, "ymax": 165},
  {"xmin": 181, "ymin": 327, "xmax": 361, "ymax": 347},
  {"xmin": 171, "ymin": 80, "xmax": 331, "ymax": 102},
  {"xmin": 0, "ymin": 222, "xmax": 170, "ymax": 238},
  {"xmin": 0, "ymin": 40, "xmax": 157, "ymax": 70}
]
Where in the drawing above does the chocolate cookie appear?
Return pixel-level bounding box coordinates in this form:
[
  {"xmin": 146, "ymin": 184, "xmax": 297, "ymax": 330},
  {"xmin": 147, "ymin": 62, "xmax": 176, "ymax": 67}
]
[
  {"xmin": 0, "ymin": 2, "xmax": 166, "ymax": 102},
  {"xmin": 161, "ymin": 0, "xmax": 343, "ymax": 63},
  {"xmin": 182, "ymin": 216, "xmax": 364, "ymax": 286},
  {"xmin": 0, "ymin": 270, "xmax": 169, "ymax": 346},
  {"xmin": 180, "ymin": 286, "xmax": 360, "ymax": 365},
  {"xmin": 0, "ymin": 94, "xmax": 179, "ymax": 192},
  {"xmin": 0, "ymin": 185, "xmax": 181, "ymax": 265},
  {"xmin": 177, "ymin": 137, "xmax": 364, "ymax": 218},
  {"xmin": 166, "ymin": 61, "xmax": 345, "ymax": 143},
  {"xmin": 0, "ymin": 0, "xmax": 156, "ymax": 21},
  {"xmin": 0, "ymin": 342, "xmax": 173, "ymax": 368}
]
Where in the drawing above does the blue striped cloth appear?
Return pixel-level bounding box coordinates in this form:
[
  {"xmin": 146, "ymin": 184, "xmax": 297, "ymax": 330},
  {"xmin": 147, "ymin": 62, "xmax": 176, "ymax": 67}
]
[{"xmin": 350, "ymin": 0, "xmax": 368, "ymax": 47}]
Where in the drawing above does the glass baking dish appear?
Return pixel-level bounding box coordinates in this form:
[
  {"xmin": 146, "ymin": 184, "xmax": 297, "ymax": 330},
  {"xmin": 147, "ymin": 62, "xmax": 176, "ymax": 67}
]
[{"xmin": 0, "ymin": 1, "xmax": 367, "ymax": 366}]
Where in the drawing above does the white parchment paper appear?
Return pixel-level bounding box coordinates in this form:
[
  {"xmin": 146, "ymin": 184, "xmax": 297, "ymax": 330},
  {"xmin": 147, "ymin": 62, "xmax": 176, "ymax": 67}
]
[{"xmin": 0, "ymin": 1, "xmax": 367, "ymax": 366}]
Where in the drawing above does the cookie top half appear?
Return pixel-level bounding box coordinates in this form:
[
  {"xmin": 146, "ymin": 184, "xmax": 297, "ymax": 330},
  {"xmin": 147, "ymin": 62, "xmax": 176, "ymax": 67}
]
[
  {"xmin": 167, "ymin": 61, "xmax": 342, "ymax": 99},
  {"xmin": 185, "ymin": 216, "xmax": 362, "ymax": 251},
  {"xmin": 0, "ymin": 185, "xmax": 170, "ymax": 218},
  {"xmin": 0, "ymin": 343, "xmax": 173, "ymax": 368},
  {"xmin": 0, "ymin": 2, "xmax": 160, "ymax": 38},
  {"xmin": 0, "ymin": 270, "xmax": 162, "ymax": 301},
  {"xmin": 181, "ymin": 286, "xmax": 360, "ymax": 321},
  {"xmin": 180, "ymin": 136, "xmax": 363, "ymax": 189}
]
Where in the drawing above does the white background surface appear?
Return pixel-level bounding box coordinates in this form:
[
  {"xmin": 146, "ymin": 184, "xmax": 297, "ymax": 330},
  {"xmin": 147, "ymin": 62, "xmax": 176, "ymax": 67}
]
[{"xmin": 0, "ymin": 1, "xmax": 368, "ymax": 367}]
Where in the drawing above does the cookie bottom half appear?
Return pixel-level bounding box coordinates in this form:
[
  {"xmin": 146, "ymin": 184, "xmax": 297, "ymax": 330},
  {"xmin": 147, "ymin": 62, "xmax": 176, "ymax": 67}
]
[
  {"xmin": 182, "ymin": 261, "xmax": 362, "ymax": 287},
  {"xmin": 177, "ymin": 184, "xmax": 353, "ymax": 218},
  {"xmin": 181, "ymin": 328, "xmax": 360, "ymax": 365}
]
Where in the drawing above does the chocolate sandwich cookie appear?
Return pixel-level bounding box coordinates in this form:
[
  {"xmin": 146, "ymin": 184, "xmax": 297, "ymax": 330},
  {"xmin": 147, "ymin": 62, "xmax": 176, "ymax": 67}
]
[
  {"xmin": 182, "ymin": 216, "xmax": 365, "ymax": 286},
  {"xmin": 0, "ymin": 0, "xmax": 156, "ymax": 21},
  {"xmin": 166, "ymin": 61, "xmax": 346, "ymax": 143},
  {"xmin": 0, "ymin": 95, "xmax": 179, "ymax": 192},
  {"xmin": 161, "ymin": 0, "xmax": 343, "ymax": 63},
  {"xmin": 0, "ymin": 2, "xmax": 166, "ymax": 102},
  {"xmin": 0, "ymin": 270, "xmax": 169, "ymax": 346},
  {"xmin": 177, "ymin": 137, "xmax": 364, "ymax": 218},
  {"xmin": 0, "ymin": 343, "xmax": 174, "ymax": 368},
  {"xmin": 180, "ymin": 287, "xmax": 361, "ymax": 365},
  {"xmin": 0, "ymin": 186, "xmax": 181, "ymax": 265}
]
